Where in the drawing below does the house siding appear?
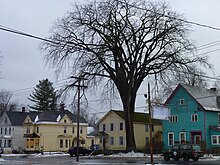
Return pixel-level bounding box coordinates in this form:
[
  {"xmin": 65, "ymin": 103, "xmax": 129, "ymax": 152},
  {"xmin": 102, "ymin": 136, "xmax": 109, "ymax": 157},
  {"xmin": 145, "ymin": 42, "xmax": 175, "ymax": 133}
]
[
  {"xmin": 163, "ymin": 86, "xmax": 205, "ymax": 149},
  {"xmin": 163, "ymin": 84, "xmax": 220, "ymax": 153},
  {"xmin": 98, "ymin": 110, "xmax": 162, "ymax": 152},
  {"xmin": 98, "ymin": 111, "xmax": 126, "ymax": 151}
]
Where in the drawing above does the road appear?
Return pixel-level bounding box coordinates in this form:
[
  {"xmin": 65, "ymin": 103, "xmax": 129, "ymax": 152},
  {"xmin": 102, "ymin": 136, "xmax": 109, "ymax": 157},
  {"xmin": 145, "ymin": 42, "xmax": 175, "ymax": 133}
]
[{"xmin": 0, "ymin": 155, "xmax": 219, "ymax": 165}]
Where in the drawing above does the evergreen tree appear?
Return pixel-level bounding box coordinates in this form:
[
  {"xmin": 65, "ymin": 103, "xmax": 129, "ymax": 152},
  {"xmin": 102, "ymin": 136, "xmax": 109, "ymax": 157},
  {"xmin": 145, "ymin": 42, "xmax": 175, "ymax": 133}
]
[{"xmin": 28, "ymin": 79, "xmax": 57, "ymax": 111}]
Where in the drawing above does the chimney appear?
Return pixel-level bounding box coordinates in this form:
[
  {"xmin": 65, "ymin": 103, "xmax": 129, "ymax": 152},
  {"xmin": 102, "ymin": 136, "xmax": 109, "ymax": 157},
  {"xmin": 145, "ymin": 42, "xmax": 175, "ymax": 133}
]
[
  {"xmin": 22, "ymin": 107, "xmax": 25, "ymax": 113},
  {"xmin": 60, "ymin": 103, "xmax": 65, "ymax": 111}
]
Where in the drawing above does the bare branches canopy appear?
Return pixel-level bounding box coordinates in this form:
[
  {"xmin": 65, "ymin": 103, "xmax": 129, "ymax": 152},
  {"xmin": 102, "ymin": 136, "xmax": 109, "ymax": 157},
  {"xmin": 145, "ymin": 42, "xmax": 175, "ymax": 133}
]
[{"xmin": 41, "ymin": 0, "xmax": 210, "ymax": 150}]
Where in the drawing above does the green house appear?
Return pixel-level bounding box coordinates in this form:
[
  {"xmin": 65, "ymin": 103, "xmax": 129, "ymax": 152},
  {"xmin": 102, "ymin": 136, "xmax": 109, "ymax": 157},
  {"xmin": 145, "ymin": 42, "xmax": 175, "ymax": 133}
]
[{"xmin": 163, "ymin": 83, "xmax": 220, "ymax": 153}]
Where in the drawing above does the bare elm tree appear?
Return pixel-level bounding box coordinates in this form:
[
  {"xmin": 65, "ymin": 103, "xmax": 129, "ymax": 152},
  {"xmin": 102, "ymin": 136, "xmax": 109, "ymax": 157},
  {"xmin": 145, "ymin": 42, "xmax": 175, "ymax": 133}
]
[{"xmin": 41, "ymin": 0, "xmax": 210, "ymax": 151}]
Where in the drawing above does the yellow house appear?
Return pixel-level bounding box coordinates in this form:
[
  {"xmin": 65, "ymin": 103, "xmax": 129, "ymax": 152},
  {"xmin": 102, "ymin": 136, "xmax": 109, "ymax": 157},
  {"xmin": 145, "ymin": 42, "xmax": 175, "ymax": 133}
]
[
  {"xmin": 23, "ymin": 110, "xmax": 88, "ymax": 152},
  {"xmin": 97, "ymin": 110, "xmax": 162, "ymax": 152}
]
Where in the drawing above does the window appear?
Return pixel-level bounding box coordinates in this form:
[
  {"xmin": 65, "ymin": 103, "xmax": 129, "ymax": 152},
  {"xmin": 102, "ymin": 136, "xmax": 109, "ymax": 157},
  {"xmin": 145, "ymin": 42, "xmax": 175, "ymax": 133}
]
[
  {"xmin": 60, "ymin": 139, "xmax": 63, "ymax": 148},
  {"xmin": 211, "ymin": 135, "xmax": 220, "ymax": 145},
  {"xmin": 146, "ymin": 125, "xmax": 149, "ymax": 132},
  {"xmin": 180, "ymin": 99, "xmax": 184, "ymax": 105},
  {"xmin": 110, "ymin": 123, "xmax": 114, "ymax": 131},
  {"xmin": 64, "ymin": 127, "xmax": 67, "ymax": 134},
  {"xmin": 5, "ymin": 128, "xmax": 7, "ymax": 135},
  {"xmin": 72, "ymin": 127, "xmax": 75, "ymax": 134},
  {"xmin": 169, "ymin": 115, "xmax": 178, "ymax": 123},
  {"xmin": 0, "ymin": 128, "xmax": 2, "ymax": 135},
  {"xmin": 80, "ymin": 127, "xmax": 83, "ymax": 134},
  {"xmin": 179, "ymin": 132, "xmax": 186, "ymax": 143},
  {"xmin": 151, "ymin": 125, "xmax": 154, "ymax": 132},
  {"xmin": 168, "ymin": 132, "xmax": 174, "ymax": 146},
  {"xmin": 212, "ymin": 135, "xmax": 218, "ymax": 144},
  {"xmin": 120, "ymin": 123, "xmax": 123, "ymax": 131},
  {"xmin": 81, "ymin": 140, "xmax": 85, "ymax": 144},
  {"xmin": 5, "ymin": 118, "xmax": 8, "ymax": 124},
  {"xmin": 218, "ymin": 113, "xmax": 220, "ymax": 126},
  {"xmin": 9, "ymin": 127, "xmax": 11, "ymax": 135},
  {"xmin": 4, "ymin": 140, "xmax": 6, "ymax": 147},
  {"xmin": 65, "ymin": 139, "xmax": 68, "ymax": 148},
  {"xmin": 8, "ymin": 140, "xmax": 12, "ymax": 147},
  {"xmin": 64, "ymin": 119, "xmax": 67, "ymax": 123},
  {"xmin": 191, "ymin": 114, "xmax": 198, "ymax": 122},
  {"xmin": 110, "ymin": 137, "xmax": 114, "ymax": 145},
  {"xmin": 103, "ymin": 124, "xmax": 106, "ymax": 132},
  {"xmin": 26, "ymin": 127, "xmax": 30, "ymax": 134},
  {"xmin": 146, "ymin": 137, "xmax": 149, "ymax": 144},
  {"xmin": 119, "ymin": 136, "xmax": 124, "ymax": 145},
  {"xmin": 36, "ymin": 127, "xmax": 39, "ymax": 133}
]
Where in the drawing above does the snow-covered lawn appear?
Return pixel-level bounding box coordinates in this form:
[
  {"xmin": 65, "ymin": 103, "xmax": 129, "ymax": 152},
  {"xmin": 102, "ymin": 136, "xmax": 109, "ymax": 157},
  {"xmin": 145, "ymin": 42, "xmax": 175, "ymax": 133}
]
[{"xmin": 1, "ymin": 151, "xmax": 220, "ymax": 160}]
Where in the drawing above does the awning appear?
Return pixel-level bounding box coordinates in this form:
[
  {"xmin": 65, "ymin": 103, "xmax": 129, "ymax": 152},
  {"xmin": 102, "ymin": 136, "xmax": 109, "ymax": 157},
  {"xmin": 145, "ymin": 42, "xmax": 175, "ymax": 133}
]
[
  {"xmin": 57, "ymin": 134, "xmax": 72, "ymax": 138},
  {"xmin": 209, "ymin": 126, "xmax": 220, "ymax": 132},
  {"xmin": 23, "ymin": 133, "xmax": 40, "ymax": 138},
  {"xmin": 97, "ymin": 131, "xmax": 109, "ymax": 137}
]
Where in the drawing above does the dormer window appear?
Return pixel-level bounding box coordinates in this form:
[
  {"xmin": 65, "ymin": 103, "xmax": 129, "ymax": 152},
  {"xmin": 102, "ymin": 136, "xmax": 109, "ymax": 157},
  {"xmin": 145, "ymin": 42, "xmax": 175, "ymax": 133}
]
[
  {"xmin": 5, "ymin": 118, "xmax": 8, "ymax": 124},
  {"xmin": 180, "ymin": 99, "xmax": 184, "ymax": 105},
  {"xmin": 64, "ymin": 119, "xmax": 67, "ymax": 123}
]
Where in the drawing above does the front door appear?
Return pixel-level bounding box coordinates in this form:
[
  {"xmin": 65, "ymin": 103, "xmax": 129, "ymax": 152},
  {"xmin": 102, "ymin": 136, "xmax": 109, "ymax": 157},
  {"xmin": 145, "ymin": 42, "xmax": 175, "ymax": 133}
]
[
  {"xmin": 191, "ymin": 131, "xmax": 202, "ymax": 145},
  {"xmin": 194, "ymin": 135, "xmax": 201, "ymax": 144}
]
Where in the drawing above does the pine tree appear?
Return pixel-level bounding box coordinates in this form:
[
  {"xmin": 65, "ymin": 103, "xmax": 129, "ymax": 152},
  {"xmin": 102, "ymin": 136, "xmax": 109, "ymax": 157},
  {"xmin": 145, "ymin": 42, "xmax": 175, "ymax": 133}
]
[{"xmin": 28, "ymin": 79, "xmax": 57, "ymax": 111}]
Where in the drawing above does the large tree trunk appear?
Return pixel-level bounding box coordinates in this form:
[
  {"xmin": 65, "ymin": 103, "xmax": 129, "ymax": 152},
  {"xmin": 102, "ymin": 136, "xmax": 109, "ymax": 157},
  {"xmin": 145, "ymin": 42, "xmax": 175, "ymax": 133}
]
[
  {"xmin": 119, "ymin": 83, "xmax": 137, "ymax": 151},
  {"xmin": 123, "ymin": 100, "xmax": 136, "ymax": 151}
]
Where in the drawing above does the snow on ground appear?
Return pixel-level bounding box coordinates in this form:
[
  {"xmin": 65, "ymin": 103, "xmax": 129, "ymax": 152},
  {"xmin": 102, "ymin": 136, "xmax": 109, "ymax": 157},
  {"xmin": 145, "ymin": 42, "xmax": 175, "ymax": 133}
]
[
  {"xmin": 2, "ymin": 151, "xmax": 220, "ymax": 160},
  {"xmin": 0, "ymin": 158, "xmax": 6, "ymax": 162}
]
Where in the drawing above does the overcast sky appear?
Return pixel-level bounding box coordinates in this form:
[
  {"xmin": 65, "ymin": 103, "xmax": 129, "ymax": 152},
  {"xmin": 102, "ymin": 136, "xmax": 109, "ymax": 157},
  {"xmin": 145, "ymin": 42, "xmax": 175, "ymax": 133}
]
[{"xmin": 1, "ymin": 0, "xmax": 220, "ymax": 114}]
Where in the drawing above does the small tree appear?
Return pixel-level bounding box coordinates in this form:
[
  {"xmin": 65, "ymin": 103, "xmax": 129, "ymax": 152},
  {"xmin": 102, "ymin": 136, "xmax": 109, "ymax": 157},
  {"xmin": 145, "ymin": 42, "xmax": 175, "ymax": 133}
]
[
  {"xmin": 28, "ymin": 79, "xmax": 57, "ymax": 111},
  {"xmin": 157, "ymin": 66, "xmax": 208, "ymax": 100},
  {"xmin": 0, "ymin": 89, "xmax": 18, "ymax": 116}
]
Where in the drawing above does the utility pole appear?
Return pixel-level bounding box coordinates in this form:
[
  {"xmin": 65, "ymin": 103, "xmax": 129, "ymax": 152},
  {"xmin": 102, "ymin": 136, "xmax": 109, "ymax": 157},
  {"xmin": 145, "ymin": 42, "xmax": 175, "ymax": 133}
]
[
  {"xmin": 148, "ymin": 82, "xmax": 154, "ymax": 164},
  {"xmin": 71, "ymin": 74, "xmax": 87, "ymax": 163}
]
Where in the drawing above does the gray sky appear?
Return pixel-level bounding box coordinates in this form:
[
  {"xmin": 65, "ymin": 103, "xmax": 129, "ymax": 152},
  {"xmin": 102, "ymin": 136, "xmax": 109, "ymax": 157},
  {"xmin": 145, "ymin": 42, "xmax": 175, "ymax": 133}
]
[{"xmin": 1, "ymin": 0, "xmax": 220, "ymax": 114}]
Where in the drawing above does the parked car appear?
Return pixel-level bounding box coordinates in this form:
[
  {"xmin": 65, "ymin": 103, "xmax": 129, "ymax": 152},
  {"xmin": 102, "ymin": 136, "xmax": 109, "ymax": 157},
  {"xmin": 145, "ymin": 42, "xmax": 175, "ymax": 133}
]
[
  {"xmin": 161, "ymin": 144, "xmax": 204, "ymax": 161},
  {"xmin": 68, "ymin": 146, "xmax": 92, "ymax": 157}
]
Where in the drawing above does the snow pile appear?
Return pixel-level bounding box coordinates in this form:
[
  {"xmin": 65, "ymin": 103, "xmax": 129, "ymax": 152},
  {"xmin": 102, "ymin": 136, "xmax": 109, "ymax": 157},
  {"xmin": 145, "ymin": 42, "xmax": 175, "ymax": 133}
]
[
  {"xmin": 0, "ymin": 158, "xmax": 6, "ymax": 162},
  {"xmin": 108, "ymin": 151, "xmax": 144, "ymax": 157},
  {"xmin": 104, "ymin": 151, "xmax": 162, "ymax": 159},
  {"xmin": 33, "ymin": 152, "xmax": 68, "ymax": 158},
  {"xmin": 202, "ymin": 154, "xmax": 220, "ymax": 160}
]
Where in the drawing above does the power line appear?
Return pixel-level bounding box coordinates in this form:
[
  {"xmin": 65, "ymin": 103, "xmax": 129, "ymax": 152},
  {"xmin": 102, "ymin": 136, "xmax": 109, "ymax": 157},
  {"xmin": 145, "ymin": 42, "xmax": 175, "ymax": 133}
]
[
  {"xmin": 0, "ymin": 25, "xmax": 57, "ymax": 44},
  {"xmin": 117, "ymin": 0, "xmax": 220, "ymax": 31}
]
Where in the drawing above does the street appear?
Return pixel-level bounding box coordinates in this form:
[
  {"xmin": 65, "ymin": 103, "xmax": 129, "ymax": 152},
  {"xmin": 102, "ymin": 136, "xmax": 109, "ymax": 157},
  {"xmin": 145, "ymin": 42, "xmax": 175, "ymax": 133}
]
[{"xmin": 0, "ymin": 155, "xmax": 219, "ymax": 165}]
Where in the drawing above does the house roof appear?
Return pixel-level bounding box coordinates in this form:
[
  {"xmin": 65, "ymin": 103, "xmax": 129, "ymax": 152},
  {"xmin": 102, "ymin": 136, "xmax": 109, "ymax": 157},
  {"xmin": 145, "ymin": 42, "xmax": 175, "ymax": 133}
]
[
  {"xmin": 165, "ymin": 83, "xmax": 220, "ymax": 112},
  {"xmin": 33, "ymin": 110, "xmax": 87, "ymax": 123},
  {"xmin": 113, "ymin": 110, "xmax": 162, "ymax": 124},
  {"xmin": 6, "ymin": 111, "xmax": 29, "ymax": 126},
  {"xmin": 6, "ymin": 109, "xmax": 87, "ymax": 126},
  {"xmin": 98, "ymin": 110, "xmax": 162, "ymax": 125}
]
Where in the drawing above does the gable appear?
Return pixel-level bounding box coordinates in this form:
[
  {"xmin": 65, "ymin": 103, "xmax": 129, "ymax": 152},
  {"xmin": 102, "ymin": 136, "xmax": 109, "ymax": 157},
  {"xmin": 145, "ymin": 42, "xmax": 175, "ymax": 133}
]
[
  {"xmin": 0, "ymin": 112, "xmax": 12, "ymax": 126},
  {"xmin": 59, "ymin": 114, "xmax": 72, "ymax": 124},
  {"xmin": 23, "ymin": 115, "xmax": 32, "ymax": 124},
  {"xmin": 165, "ymin": 83, "xmax": 220, "ymax": 113},
  {"xmin": 97, "ymin": 110, "xmax": 124, "ymax": 126},
  {"xmin": 6, "ymin": 111, "xmax": 28, "ymax": 126}
]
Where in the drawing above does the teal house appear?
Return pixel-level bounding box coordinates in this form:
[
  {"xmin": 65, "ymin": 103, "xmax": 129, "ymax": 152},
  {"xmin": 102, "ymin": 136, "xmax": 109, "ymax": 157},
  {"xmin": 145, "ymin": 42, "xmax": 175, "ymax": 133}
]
[{"xmin": 163, "ymin": 83, "xmax": 220, "ymax": 153}]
